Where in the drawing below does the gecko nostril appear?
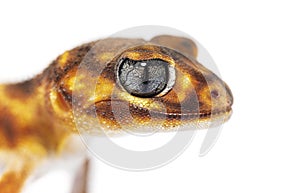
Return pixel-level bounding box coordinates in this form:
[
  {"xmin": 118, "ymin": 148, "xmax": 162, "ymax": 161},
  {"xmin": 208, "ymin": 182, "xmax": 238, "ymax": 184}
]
[{"xmin": 211, "ymin": 90, "xmax": 220, "ymax": 99}]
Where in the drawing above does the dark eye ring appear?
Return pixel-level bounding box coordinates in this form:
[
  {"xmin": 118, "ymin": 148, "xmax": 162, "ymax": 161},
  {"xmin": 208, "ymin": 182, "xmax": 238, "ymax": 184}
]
[{"xmin": 117, "ymin": 58, "xmax": 175, "ymax": 98}]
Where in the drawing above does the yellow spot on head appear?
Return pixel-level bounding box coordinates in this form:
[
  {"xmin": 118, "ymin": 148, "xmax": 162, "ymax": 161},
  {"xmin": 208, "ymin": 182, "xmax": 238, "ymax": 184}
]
[
  {"xmin": 98, "ymin": 52, "xmax": 115, "ymax": 62},
  {"xmin": 126, "ymin": 52, "xmax": 141, "ymax": 59},
  {"xmin": 182, "ymin": 76, "xmax": 192, "ymax": 89},
  {"xmin": 175, "ymin": 75, "xmax": 193, "ymax": 101},
  {"xmin": 58, "ymin": 51, "xmax": 69, "ymax": 68}
]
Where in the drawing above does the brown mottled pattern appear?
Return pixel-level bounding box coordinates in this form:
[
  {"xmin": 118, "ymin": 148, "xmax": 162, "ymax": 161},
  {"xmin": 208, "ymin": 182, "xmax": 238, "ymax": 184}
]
[
  {"xmin": 4, "ymin": 80, "xmax": 36, "ymax": 99},
  {"xmin": 0, "ymin": 108, "xmax": 16, "ymax": 147}
]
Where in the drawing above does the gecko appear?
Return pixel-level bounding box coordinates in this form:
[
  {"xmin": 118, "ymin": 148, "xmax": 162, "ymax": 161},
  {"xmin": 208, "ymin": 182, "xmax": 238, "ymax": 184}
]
[{"xmin": 0, "ymin": 35, "xmax": 233, "ymax": 193}]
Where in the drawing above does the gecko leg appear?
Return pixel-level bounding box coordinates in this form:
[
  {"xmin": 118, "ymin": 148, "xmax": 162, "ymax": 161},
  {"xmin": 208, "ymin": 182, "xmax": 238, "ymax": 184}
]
[
  {"xmin": 0, "ymin": 166, "xmax": 31, "ymax": 193},
  {"xmin": 71, "ymin": 158, "xmax": 90, "ymax": 193}
]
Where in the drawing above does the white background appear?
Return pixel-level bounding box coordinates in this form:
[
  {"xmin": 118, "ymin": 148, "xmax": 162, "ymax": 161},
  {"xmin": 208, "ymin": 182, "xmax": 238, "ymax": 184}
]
[{"xmin": 1, "ymin": 0, "xmax": 300, "ymax": 193}]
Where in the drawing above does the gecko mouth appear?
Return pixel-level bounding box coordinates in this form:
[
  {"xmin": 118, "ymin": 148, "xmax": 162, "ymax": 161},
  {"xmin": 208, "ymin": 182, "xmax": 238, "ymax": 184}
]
[
  {"xmin": 129, "ymin": 103, "xmax": 232, "ymax": 120},
  {"xmin": 83, "ymin": 100, "xmax": 234, "ymax": 131},
  {"xmin": 92, "ymin": 100, "xmax": 232, "ymax": 122},
  {"xmin": 153, "ymin": 108, "xmax": 232, "ymax": 119}
]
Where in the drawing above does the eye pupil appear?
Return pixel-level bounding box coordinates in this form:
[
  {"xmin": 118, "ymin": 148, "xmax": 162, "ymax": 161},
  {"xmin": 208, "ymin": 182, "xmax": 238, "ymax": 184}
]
[{"xmin": 118, "ymin": 59, "xmax": 169, "ymax": 98}]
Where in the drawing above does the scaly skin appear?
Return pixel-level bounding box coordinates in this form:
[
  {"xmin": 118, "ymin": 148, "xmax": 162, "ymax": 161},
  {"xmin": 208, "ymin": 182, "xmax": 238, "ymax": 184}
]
[{"xmin": 0, "ymin": 35, "xmax": 233, "ymax": 193}]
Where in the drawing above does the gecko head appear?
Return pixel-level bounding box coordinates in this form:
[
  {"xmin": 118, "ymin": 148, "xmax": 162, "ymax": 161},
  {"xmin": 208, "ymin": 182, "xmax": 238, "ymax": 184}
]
[{"xmin": 51, "ymin": 35, "xmax": 233, "ymax": 133}]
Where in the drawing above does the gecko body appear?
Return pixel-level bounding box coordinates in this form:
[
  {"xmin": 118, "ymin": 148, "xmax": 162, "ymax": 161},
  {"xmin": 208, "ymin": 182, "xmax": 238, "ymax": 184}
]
[{"xmin": 0, "ymin": 35, "xmax": 233, "ymax": 193}]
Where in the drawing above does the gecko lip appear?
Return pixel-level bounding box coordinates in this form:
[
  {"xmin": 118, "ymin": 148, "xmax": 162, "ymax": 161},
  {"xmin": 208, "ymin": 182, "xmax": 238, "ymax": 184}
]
[
  {"xmin": 131, "ymin": 104, "xmax": 233, "ymax": 120},
  {"xmin": 92, "ymin": 100, "xmax": 232, "ymax": 121}
]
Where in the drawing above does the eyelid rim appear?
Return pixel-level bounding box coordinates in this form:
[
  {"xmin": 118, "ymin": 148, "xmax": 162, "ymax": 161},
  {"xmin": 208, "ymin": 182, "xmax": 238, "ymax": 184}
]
[
  {"xmin": 156, "ymin": 63, "xmax": 175, "ymax": 97},
  {"xmin": 115, "ymin": 58, "xmax": 176, "ymax": 98}
]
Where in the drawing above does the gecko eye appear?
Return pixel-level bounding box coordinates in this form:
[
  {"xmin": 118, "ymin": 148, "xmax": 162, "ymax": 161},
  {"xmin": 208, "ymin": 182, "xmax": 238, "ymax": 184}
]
[{"xmin": 117, "ymin": 59, "xmax": 175, "ymax": 98}]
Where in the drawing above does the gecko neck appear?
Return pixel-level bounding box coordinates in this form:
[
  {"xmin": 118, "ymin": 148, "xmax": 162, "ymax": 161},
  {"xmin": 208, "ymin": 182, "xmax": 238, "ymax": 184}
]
[
  {"xmin": 0, "ymin": 76, "xmax": 73, "ymax": 149},
  {"xmin": 0, "ymin": 41, "xmax": 96, "ymax": 147},
  {"xmin": 0, "ymin": 78, "xmax": 43, "ymax": 120}
]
